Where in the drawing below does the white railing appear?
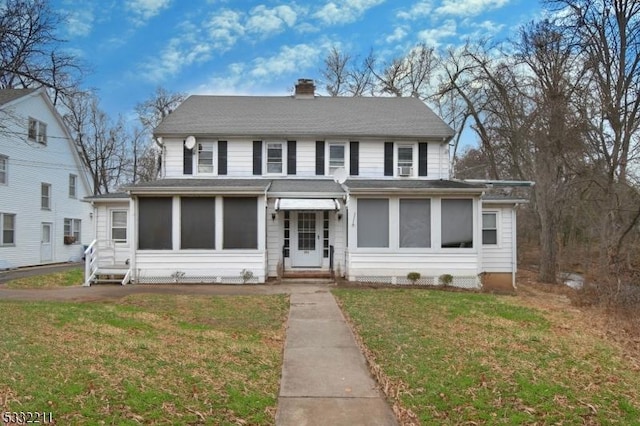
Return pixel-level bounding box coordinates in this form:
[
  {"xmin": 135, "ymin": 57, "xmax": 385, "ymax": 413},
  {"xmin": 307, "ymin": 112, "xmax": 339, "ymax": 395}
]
[
  {"xmin": 84, "ymin": 239, "xmax": 98, "ymax": 286},
  {"xmin": 122, "ymin": 268, "xmax": 132, "ymax": 285}
]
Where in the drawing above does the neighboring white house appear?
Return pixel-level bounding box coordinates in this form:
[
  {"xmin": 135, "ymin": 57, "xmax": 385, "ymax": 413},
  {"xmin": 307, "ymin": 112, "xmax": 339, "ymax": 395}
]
[
  {"xmin": 85, "ymin": 79, "xmax": 526, "ymax": 289},
  {"xmin": 0, "ymin": 88, "xmax": 93, "ymax": 269}
]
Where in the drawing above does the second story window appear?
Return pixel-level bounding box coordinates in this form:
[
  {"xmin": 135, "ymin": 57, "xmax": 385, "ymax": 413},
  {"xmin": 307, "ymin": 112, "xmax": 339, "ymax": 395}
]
[
  {"xmin": 267, "ymin": 142, "xmax": 283, "ymax": 174},
  {"xmin": 0, "ymin": 155, "xmax": 7, "ymax": 184},
  {"xmin": 197, "ymin": 142, "xmax": 214, "ymax": 174},
  {"xmin": 41, "ymin": 183, "xmax": 51, "ymax": 210},
  {"xmin": 328, "ymin": 144, "xmax": 345, "ymax": 174},
  {"xmin": 69, "ymin": 174, "xmax": 77, "ymax": 198},
  {"xmin": 397, "ymin": 145, "xmax": 414, "ymax": 176},
  {"xmin": 28, "ymin": 118, "xmax": 47, "ymax": 145}
]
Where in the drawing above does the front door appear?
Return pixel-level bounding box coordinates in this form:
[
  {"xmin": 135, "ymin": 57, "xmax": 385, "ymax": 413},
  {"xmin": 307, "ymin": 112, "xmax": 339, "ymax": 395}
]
[
  {"xmin": 292, "ymin": 212, "xmax": 323, "ymax": 267},
  {"xmin": 41, "ymin": 223, "xmax": 52, "ymax": 263}
]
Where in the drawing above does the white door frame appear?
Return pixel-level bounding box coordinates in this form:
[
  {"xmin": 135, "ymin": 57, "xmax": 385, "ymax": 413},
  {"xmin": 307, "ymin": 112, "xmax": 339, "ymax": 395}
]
[
  {"xmin": 41, "ymin": 222, "xmax": 53, "ymax": 263},
  {"xmin": 291, "ymin": 211, "xmax": 323, "ymax": 268}
]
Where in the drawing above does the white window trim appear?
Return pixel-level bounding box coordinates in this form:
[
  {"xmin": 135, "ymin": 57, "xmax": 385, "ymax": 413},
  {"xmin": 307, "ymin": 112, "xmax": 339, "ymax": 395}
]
[
  {"xmin": 28, "ymin": 117, "xmax": 47, "ymax": 145},
  {"xmin": 69, "ymin": 174, "xmax": 77, "ymax": 198},
  {"xmin": 110, "ymin": 209, "xmax": 128, "ymax": 244},
  {"xmin": 395, "ymin": 143, "xmax": 416, "ymax": 177},
  {"xmin": 196, "ymin": 141, "xmax": 216, "ymax": 175},
  {"xmin": 41, "ymin": 183, "xmax": 51, "ymax": 210},
  {"xmin": 325, "ymin": 141, "xmax": 350, "ymax": 176},
  {"xmin": 0, "ymin": 155, "xmax": 7, "ymax": 185},
  {"xmin": 0, "ymin": 212, "xmax": 16, "ymax": 246},
  {"xmin": 482, "ymin": 210, "xmax": 501, "ymax": 247},
  {"xmin": 64, "ymin": 218, "xmax": 81, "ymax": 244},
  {"xmin": 265, "ymin": 141, "xmax": 286, "ymax": 176}
]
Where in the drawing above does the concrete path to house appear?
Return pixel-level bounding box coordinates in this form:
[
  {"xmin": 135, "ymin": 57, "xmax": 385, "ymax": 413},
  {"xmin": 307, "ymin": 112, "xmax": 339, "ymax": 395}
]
[{"xmin": 275, "ymin": 287, "xmax": 398, "ymax": 426}]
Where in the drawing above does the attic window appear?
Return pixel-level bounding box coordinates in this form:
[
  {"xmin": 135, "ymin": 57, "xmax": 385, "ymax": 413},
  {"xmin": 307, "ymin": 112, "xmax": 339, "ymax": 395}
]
[{"xmin": 28, "ymin": 118, "xmax": 47, "ymax": 145}]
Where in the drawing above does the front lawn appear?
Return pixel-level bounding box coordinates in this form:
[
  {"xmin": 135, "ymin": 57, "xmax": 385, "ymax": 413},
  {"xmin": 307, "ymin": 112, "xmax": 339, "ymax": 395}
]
[
  {"xmin": 333, "ymin": 289, "xmax": 640, "ymax": 425},
  {"xmin": 4, "ymin": 268, "xmax": 83, "ymax": 288},
  {"xmin": 0, "ymin": 294, "xmax": 288, "ymax": 425}
]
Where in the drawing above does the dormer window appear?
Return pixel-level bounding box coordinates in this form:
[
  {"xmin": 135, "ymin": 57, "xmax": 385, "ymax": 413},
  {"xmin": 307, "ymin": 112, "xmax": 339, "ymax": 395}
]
[
  {"xmin": 397, "ymin": 145, "xmax": 413, "ymax": 176},
  {"xmin": 267, "ymin": 142, "xmax": 284, "ymax": 174},
  {"xmin": 28, "ymin": 118, "xmax": 47, "ymax": 145},
  {"xmin": 197, "ymin": 142, "xmax": 214, "ymax": 174}
]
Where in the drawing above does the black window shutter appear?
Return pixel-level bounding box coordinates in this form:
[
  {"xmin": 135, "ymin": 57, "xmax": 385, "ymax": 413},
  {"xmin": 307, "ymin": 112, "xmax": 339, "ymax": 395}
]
[
  {"xmin": 287, "ymin": 141, "xmax": 296, "ymax": 175},
  {"xmin": 350, "ymin": 141, "xmax": 359, "ymax": 176},
  {"xmin": 384, "ymin": 142, "xmax": 394, "ymax": 176},
  {"xmin": 253, "ymin": 141, "xmax": 262, "ymax": 175},
  {"xmin": 183, "ymin": 142, "xmax": 193, "ymax": 175},
  {"xmin": 418, "ymin": 142, "xmax": 428, "ymax": 176},
  {"xmin": 316, "ymin": 141, "xmax": 325, "ymax": 175},
  {"xmin": 218, "ymin": 141, "xmax": 227, "ymax": 175}
]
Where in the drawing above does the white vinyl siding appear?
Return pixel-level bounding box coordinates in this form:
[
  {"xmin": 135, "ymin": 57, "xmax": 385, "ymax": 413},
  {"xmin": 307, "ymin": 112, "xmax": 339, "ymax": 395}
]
[{"xmin": 481, "ymin": 205, "xmax": 514, "ymax": 273}]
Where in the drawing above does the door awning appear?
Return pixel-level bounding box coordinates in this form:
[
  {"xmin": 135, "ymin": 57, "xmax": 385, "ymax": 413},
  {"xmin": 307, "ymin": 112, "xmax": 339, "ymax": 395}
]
[{"xmin": 275, "ymin": 198, "xmax": 340, "ymax": 211}]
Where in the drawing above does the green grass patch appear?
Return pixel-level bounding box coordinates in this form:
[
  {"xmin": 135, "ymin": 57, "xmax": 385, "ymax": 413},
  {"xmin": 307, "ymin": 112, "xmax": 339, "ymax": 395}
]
[
  {"xmin": 0, "ymin": 294, "xmax": 289, "ymax": 425},
  {"xmin": 333, "ymin": 289, "xmax": 640, "ymax": 425},
  {"xmin": 4, "ymin": 268, "xmax": 84, "ymax": 288}
]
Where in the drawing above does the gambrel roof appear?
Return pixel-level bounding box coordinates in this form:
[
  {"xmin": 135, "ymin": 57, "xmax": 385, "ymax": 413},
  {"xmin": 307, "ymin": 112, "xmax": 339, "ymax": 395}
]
[{"xmin": 154, "ymin": 95, "xmax": 455, "ymax": 140}]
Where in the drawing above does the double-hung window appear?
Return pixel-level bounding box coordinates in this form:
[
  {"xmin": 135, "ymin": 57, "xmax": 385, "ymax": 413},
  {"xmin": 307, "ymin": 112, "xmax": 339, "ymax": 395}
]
[
  {"xmin": 267, "ymin": 142, "xmax": 283, "ymax": 174},
  {"xmin": 41, "ymin": 183, "xmax": 51, "ymax": 210},
  {"xmin": 28, "ymin": 118, "xmax": 47, "ymax": 145},
  {"xmin": 1, "ymin": 213, "xmax": 15, "ymax": 245},
  {"xmin": 64, "ymin": 218, "xmax": 81, "ymax": 243},
  {"xmin": 69, "ymin": 174, "xmax": 77, "ymax": 198},
  {"xmin": 0, "ymin": 155, "xmax": 7, "ymax": 184},
  {"xmin": 111, "ymin": 211, "xmax": 128, "ymax": 243},
  {"xmin": 482, "ymin": 212, "xmax": 498, "ymax": 245},
  {"xmin": 328, "ymin": 143, "xmax": 345, "ymax": 174},
  {"xmin": 197, "ymin": 142, "xmax": 214, "ymax": 174},
  {"xmin": 397, "ymin": 145, "xmax": 414, "ymax": 176}
]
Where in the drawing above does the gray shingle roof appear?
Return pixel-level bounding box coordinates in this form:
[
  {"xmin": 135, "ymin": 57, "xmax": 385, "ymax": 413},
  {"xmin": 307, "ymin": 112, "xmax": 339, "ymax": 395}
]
[
  {"xmin": 85, "ymin": 192, "xmax": 129, "ymax": 201},
  {"xmin": 269, "ymin": 179, "xmax": 344, "ymax": 194},
  {"xmin": 126, "ymin": 179, "xmax": 270, "ymax": 192},
  {"xmin": 0, "ymin": 88, "xmax": 37, "ymax": 106},
  {"xmin": 345, "ymin": 179, "xmax": 485, "ymax": 191},
  {"xmin": 154, "ymin": 96, "xmax": 454, "ymax": 139}
]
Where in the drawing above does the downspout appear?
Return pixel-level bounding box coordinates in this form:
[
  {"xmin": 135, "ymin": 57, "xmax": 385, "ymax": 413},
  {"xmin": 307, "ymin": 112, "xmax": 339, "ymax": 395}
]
[
  {"xmin": 264, "ymin": 181, "xmax": 272, "ymax": 281},
  {"xmin": 512, "ymin": 203, "xmax": 519, "ymax": 290}
]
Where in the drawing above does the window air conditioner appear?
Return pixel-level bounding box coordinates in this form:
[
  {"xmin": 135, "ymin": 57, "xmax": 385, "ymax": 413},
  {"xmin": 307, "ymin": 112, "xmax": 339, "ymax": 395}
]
[{"xmin": 398, "ymin": 166, "xmax": 413, "ymax": 176}]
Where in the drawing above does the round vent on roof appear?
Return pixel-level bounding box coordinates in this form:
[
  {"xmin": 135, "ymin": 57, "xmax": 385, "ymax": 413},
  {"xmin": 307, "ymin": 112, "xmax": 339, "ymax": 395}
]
[{"xmin": 185, "ymin": 135, "xmax": 196, "ymax": 150}]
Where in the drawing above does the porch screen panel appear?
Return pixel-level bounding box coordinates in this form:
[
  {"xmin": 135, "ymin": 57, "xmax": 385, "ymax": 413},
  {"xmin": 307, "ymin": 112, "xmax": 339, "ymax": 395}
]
[
  {"xmin": 400, "ymin": 199, "xmax": 431, "ymax": 247},
  {"xmin": 181, "ymin": 197, "xmax": 215, "ymax": 249},
  {"xmin": 138, "ymin": 197, "xmax": 172, "ymax": 250},
  {"xmin": 223, "ymin": 197, "xmax": 258, "ymax": 249},
  {"xmin": 441, "ymin": 199, "xmax": 473, "ymax": 248},
  {"xmin": 357, "ymin": 198, "xmax": 389, "ymax": 247}
]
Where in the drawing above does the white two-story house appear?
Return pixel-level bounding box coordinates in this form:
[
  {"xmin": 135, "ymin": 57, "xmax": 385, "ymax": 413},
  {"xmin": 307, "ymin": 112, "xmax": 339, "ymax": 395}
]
[
  {"xmin": 86, "ymin": 79, "xmax": 523, "ymax": 289},
  {"xmin": 0, "ymin": 88, "xmax": 93, "ymax": 269}
]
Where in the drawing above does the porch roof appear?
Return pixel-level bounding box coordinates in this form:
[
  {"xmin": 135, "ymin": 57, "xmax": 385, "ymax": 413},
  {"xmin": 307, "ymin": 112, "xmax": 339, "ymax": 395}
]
[
  {"xmin": 268, "ymin": 179, "xmax": 345, "ymax": 196},
  {"xmin": 275, "ymin": 198, "xmax": 340, "ymax": 211},
  {"xmin": 344, "ymin": 179, "xmax": 486, "ymax": 193},
  {"xmin": 125, "ymin": 178, "xmax": 270, "ymax": 194}
]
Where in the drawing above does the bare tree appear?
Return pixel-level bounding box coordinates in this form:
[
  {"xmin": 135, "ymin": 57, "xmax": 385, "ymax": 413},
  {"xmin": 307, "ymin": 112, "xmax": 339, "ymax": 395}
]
[
  {"xmin": 322, "ymin": 47, "xmax": 350, "ymax": 96},
  {"xmin": 0, "ymin": 0, "xmax": 83, "ymax": 104},
  {"xmin": 135, "ymin": 86, "xmax": 185, "ymax": 134}
]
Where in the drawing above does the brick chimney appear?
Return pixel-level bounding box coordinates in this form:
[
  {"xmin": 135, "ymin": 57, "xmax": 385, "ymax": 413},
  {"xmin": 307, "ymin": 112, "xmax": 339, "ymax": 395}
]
[{"xmin": 294, "ymin": 78, "xmax": 315, "ymax": 99}]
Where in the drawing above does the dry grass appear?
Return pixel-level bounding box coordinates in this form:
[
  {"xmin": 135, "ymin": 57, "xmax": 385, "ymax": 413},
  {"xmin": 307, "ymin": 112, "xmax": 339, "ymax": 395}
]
[
  {"xmin": 0, "ymin": 294, "xmax": 289, "ymax": 425},
  {"xmin": 4, "ymin": 268, "xmax": 83, "ymax": 289}
]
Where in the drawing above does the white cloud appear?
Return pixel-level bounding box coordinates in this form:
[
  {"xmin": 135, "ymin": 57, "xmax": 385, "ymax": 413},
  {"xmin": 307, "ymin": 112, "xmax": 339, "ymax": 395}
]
[
  {"xmin": 314, "ymin": 0, "xmax": 385, "ymax": 25},
  {"xmin": 435, "ymin": 0, "xmax": 510, "ymax": 17},
  {"xmin": 141, "ymin": 32, "xmax": 212, "ymax": 82},
  {"xmin": 66, "ymin": 8, "xmax": 94, "ymax": 37},
  {"xmin": 126, "ymin": 0, "xmax": 171, "ymax": 23},
  {"xmin": 396, "ymin": 0, "xmax": 432, "ymax": 20},
  {"xmin": 386, "ymin": 25, "xmax": 408, "ymax": 43},
  {"xmin": 206, "ymin": 9, "xmax": 246, "ymax": 51},
  {"xmin": 250, "ymin": 44, "xmax": 322, "ymax": 80},
  {"xmin": 417, "ymin": 19, "xmax": 457, "ymax": 47},
  {"xmin": 246, "ymin": 5, "xmax": 297, "ymax": 36}
]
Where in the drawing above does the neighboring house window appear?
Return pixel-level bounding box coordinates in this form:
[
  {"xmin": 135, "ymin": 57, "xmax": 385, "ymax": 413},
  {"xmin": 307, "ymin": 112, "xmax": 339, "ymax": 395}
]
[
  {"xmin": 181, "ymin": 197, "xmax": 215, "ymax": 249},
  {"xmin": 441, "ymin": 199, "xmax": 473, "ymax": 248},
  {"xmin": 197, "ymin": 142, "xmax": 214, "ymax": 174},
  {"xmin": 69, "ymin": 174, "xmax": 77, "ymax": 198},
  {"xmin": 482, "ymin": 212, "xmax": 498, "ymax": 245},
  {"xmin": 357, "ymin": 198, "xmax": 389, "ymax": 248},
  {"xmin": 397, "ymin": 145, "xmax": 414, "ymax": 176},
  {"xmin": 266, "ymin": 142, "xmax": 284, "ymax": 174},
  {"xmin": 41, "ymin": 183, "xmax": 51, "ymax": 209},
  {"xmin": 0, "ymin": 155, "xmax": 7, "ymax": 184},
  {"xmin": 111, "ymin": 211, "xmax": 128, "ymax": 243},
  {"xmin": 64, "ymin": 218, "xmax": 81, "ymax": 243},
  {"xmin": 1, "ymin": 213, "xmax": 15, "ymax": 245},
  {"xmin": 138, "ymin": 197, "xmax": 172, "ymax": 249},
  {"xmin": 28, "ymin": 118, "xmax": 47, "ymax": 145},
  {"xmin": 399, "ymin": 199, "xmax": 431, "ymax": 248},
  {"xmin": 223, "ymin": 197, "xmax": 257, "ymax": 249},
  {"xmin": 328, "ymin": 143, "xmax": 345, "ymax": 174}
]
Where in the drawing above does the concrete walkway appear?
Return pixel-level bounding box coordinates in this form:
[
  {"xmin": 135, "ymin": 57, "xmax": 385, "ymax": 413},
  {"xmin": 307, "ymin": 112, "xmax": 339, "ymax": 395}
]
[{"xmin": 275, "ymin": 287, "xmax": 397, "ymax": 426}]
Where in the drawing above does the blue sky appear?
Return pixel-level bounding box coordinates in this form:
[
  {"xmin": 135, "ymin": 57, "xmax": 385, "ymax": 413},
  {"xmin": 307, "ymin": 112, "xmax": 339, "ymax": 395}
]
[{"xmin": 51, "ymin": 0, "xmax": 542, "ymax": 132}]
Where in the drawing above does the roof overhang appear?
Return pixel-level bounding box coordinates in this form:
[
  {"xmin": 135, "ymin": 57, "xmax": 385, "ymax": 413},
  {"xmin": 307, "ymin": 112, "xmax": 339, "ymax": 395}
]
[
  {"xmin": 275, "ymin": 198, "xmax": 340, "ymax": 211},
  {"xmin": 482, "ymin": 198, "xmax": 529, "ymax": 205},
  {"xmin": 347, "ymin": 187, "xmax": 486, "ymax": 195},
  {"xmin": 129, "ymin": 187, "xmax": 266, "ymax": 196}
]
